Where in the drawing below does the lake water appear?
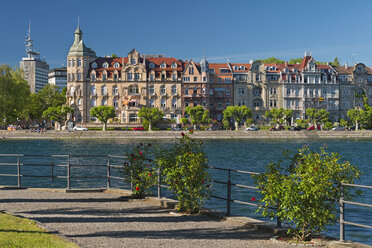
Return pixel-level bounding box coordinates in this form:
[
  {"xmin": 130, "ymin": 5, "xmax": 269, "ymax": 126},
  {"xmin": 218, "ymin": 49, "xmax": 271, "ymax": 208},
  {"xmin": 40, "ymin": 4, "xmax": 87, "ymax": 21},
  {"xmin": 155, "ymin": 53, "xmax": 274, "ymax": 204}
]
[{"xmin": 0, "ymin": 138, "xmax": 371, "ymax": 245}]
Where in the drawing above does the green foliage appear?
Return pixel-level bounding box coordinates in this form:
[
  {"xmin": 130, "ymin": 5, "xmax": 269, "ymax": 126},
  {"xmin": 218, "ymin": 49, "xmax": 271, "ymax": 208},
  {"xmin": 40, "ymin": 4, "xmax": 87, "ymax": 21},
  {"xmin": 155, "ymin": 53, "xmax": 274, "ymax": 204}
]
[
  {"xmin": 254, "ymin": 146, "xmax": 361, "ymax": 241},
  {"xmin": 289, "ymin": 58, "xmax": 303, "ymax": 64},
  {"xmin": 138, "ymin": 107, "xmax": 164, "ymax": 131},
  {"xmin": 180, "ymin": 118, "xmax": 188, "ymax": 127},
  {"xmin": 222, "ymin": 119, "xmax": 230, "ymax": 129},
  {"xmin": 306, "ymin": 108, "xmax": 329, "ymax": 125},
  {"xmin": 259, "ymin": 57, "xmax": 285, "ymax": 64},
  {"xmin": 339, "ymin": 118, "xmax": 347, "ymax": 127},
  {"xmin": 90, "ymin": 106, "xmax": 116, "ymax": 131},
  {"xmin": 332, "ymin": 57, "xmax": 340, "ymax": 66},
  {"xmin": 0, "ymin": 65, "xmax": 31, "ymax": 124},
  {"xmin": 347, "ymin": 108, "xmax": 366, "ymax": 130},
  {"xmin": 265, "ymin": 108, "xmax": 292, "ymax": 125},
  {"xmin": 155, "ymin": 133, "xmax": 211, "ymax": 213},
  {"xmin": 324, "ymin": 121, "xmax": 333, "ymax": 130},
  {"xmin": 43, "ymin": 105, "xmax": 74, "ymax": 130},
  {"xmin": 185, "ymin": 106, "xmax": 210, "ymax": 128},
  {"xmin": 245, "ymin": 118, "xmax": 254, "ymax": 124},
  {"xmin": 223, "ymin": 105, "xmax": 252, "ymax": 130},
  {"xmin": 362, "ymin": 97, "xmax": 372, "ymax": 129},
  {"xmin": 121, "ymin": 143, "xmax": 157, "ymax": 198}
]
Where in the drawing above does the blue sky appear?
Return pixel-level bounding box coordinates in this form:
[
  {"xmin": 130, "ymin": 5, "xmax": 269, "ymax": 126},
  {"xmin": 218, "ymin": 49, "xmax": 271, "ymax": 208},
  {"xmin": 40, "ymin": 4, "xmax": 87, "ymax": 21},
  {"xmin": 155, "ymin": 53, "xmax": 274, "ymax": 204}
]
[{"xmin": 1, "ymin": 0, "xmax": 372, "ymax": 69}]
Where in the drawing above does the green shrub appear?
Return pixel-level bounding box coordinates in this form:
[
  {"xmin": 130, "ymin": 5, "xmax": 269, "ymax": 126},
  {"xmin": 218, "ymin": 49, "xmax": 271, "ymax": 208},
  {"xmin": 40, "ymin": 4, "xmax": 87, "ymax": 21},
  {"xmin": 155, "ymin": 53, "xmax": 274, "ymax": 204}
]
[
  {"xmin": 155, "ymin": 133, "xmax": 211, "ymax": 213},
  {"xmin": 254, "ymin": 146, "xmax": 361, "ymax": 241},
  {"xmin": 120, "ymin": 143, "xmax": 157, "ymax": 198},
  {"xmin": 324, "ymin": 121, "xmax": 333, "ymax": 130},
  {"xmin": 246, "ymin": 118, "xmax": 254, "ymax": 125}
]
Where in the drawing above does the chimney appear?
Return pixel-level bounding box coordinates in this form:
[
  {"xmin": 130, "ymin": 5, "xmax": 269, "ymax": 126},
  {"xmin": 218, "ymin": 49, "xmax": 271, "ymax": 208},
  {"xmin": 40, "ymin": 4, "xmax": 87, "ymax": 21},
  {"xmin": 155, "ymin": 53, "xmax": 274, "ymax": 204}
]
[{"xmin": 345, "ymin": 62, "xmax": 348, "ymax": 68}]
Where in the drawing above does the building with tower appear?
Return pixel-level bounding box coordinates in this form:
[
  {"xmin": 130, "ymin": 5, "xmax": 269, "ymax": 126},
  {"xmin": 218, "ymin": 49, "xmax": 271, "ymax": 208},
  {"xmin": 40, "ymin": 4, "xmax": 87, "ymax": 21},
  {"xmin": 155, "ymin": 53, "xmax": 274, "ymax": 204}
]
[{"xmin": 20, "ymin": 22, "xmax": 49, "ymax": 93}]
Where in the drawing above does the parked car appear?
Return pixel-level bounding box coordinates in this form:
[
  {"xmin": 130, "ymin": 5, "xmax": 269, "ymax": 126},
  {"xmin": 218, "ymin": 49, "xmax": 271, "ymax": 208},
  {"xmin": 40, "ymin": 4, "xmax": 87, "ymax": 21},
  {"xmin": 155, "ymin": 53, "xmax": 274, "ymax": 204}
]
[
  {"xmin": 246, "ymin": 126, "xmax": 258, "ymax": 131},
  {"xmin": 290, "ymin": 126, "xmax": 302, "ymax": 131},
  {"xmin": 307, "ymin": 125, "xmax": 321, "ymax": 131},
  {"xmin": 132, "ymin": 126, "xmax": 144, "ymax": 131},
  {"xmin": 186, "ymin": 126, "xmax": 201, "ymax": 131},
  {"xmin": 332, "ymin": 126, "xmax": 345, "ymax": 131},
  {"xmin": 73, "ymin": 126, "xmax": 88, "ymax": 131},
  {"xmin": 269, "ymin": 126, "xmax": 284, "ymax": 131},
  {"xmin": 171, "ymin": 126, "xmax": 182, "ymax": 131}
]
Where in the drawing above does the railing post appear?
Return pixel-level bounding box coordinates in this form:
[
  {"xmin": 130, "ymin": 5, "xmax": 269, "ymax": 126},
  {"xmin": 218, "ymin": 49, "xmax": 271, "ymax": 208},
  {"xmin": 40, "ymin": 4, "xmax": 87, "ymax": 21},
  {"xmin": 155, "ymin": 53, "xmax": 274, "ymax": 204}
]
[
  {"xmin": 67, "ymin": 155, "xmax": 71, "ymax": 189},
  {"xmin": 17, "ymin": 154, "xmax": 21, "ymax": 187},
  {"xmin": 340, "ymin": 183, "xmax": 345, "ymax": 242},
  {"xmin": 157, "ymin": 168, "xmax": 161, "ymax": 199},
  {"xmin": 130, "ymin": 170, "xmax": 133, "ymax": 192},
  {"xmin": 227, "ymin": 169, "xmax": 231, "ymax": 216},
  {"xmin": 107, "ymin": 156, "xmax": 111, "ymax": 189}
]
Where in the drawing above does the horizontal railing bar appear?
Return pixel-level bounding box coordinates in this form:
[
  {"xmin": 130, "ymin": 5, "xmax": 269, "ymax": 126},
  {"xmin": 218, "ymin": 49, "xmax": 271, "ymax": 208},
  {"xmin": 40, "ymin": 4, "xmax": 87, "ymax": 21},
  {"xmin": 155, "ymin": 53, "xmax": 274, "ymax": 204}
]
[
  {"xmin": 210, "ymin": 195, "xmax": 228, "ymax": 201},
  {"xmin": 109, "ymin": 176, "xmax": 125, "ymax": 180},
  {"xmin": 109, "ymin": 165, "xmax": 125, "ymax": 169},
  {"xmin": 342, "ymin": 183, "xmax": 372, "ymax": 189},
  {"xmin": 211, "ymin": 180, "xmax": 228, "ymax": 185},
  {"xmin": 159, "ymin": 184, "xmax": 170, "ymax": 189},
  {"xmin": 23, "ymin": 154, "xmax": 69, "ymax": 157},
  {"xmin": 21, "ymin": 163, "xmax": 66, "ymax": 167},
  {"xmin": 208, "ymin": 166, "xmax": 261, "ymax": 175},
  {"xmin": 0, "ymin": 154, "xmax": 23, "ymax": 157},
  {"xmin": 232, "ymin": 199, "xmax": 260, "ymax": 207},
  {"xmin": 0, "ymin": 163, "xmax": 17, "ymax": 166},
  {"xmin": 70, "ymin": 176, "xmax": 107, "ymax": 179},
  {"xmin": 69, "ymin": 164, "xmax": 107, "ymax": 167},
  {"xmin": 342, "ymin": 200, "xmax": 372, "ymax": 208},
  {"xmin": 22, "ymin": 175, "xmax": 57, "ymax": 178},
  {"xmin": 69, "ymin": 155, "xmax": 111, "ymax": 158},
  {"xmin": 108, "ymin": 155, "xmax": 127, "ymax": 159},
  {"xmin": 0, "ymin": 173, "xmax": 17, "ymax": 177},
  {"xmin": 231, "ymin": 183, "xmax": 258, "ymax": 190},
  {"xmin": 343, "ymin": 221, "xmax": 372, "ymax": 229},
  {"xmin": 208, "ymin": 166, "xmax": 230, "ymax": 171}
]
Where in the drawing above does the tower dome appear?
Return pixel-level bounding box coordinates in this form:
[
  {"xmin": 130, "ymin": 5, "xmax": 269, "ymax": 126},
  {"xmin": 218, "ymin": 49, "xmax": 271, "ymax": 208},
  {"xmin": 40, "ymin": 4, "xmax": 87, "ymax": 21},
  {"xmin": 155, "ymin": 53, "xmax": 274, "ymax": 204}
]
[{"xmin": 200, "ymin": 56, "xmax": 209, "ymax": 72}]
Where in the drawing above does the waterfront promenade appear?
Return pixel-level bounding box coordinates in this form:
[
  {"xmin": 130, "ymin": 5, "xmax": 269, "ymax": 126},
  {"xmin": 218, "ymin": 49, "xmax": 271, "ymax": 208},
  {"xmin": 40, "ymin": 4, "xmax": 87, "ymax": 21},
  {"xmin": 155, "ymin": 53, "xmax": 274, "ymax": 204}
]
[
  {"xmin": 0, "ymin": 188, "xmax": 368, "ymax": 248},
  {"xmin": 1, "ymin": 130, "xmax": 372, "ymax": 139}
]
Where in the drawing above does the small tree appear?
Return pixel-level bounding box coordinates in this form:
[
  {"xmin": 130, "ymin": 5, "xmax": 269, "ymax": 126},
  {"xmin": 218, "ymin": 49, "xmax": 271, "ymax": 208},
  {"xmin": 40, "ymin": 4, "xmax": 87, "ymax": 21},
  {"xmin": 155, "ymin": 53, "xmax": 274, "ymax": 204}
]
[
  {"xmin": 283, "ymin": 109, "xmax": 293, "ymax": 126},
  {"xmin": 180, "ymin": 118, "xmax": 188, "ymax": 128},
  {"xmin": 223, "ymin": 105, "xmax": 252, "ymax": 130},
  {"xmin": 254, "ymin": 146, "xmax": 361, "ymax": 241},
  {"xmin": 347, "ymin": 108, "xmax": 366, "ymax": 130},
  {"xmin": 138, "ymin": 107, "xmax": 164, "ymax": 131},
  {"xmin": 306, "ymin": 108, "xmax": 329, "ymax": 126},
  {"xmin": 90, "ymin": 106, "xmax": 116, "ymax": 131},
  {"xmin": 155, "ymin": 133, "xmax": 211, "ymax": 213},
  {"xmin": 185, "ymin": 106, "xmax": 209, "ymax": 130},
  {"xmin": 265, "ymin": 108, "xmax": 285, "ymax": 127},
  {"xmin": 43, "ymin": 105, "xmax": 74, "ymax": 130}
]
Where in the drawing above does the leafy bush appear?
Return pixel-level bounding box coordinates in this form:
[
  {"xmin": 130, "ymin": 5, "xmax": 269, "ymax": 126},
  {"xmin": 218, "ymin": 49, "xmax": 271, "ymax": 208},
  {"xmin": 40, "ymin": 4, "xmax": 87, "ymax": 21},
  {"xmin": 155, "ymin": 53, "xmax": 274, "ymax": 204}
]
[
  {"xmin": 155, "ymin": 133, "xmax": 211, "ymax": 213},
  {"xmin": 324, "ymin": 121, "xmax": 333, "ymax": 130},
  {"xmin": 120, "ymin": 143, "xmax": 157, "ymax": 198},
  {"xmin": 254, "ymin": 146, "xmax": 361, "ymax": 241},
  {"xmin": 245, "ymin": 118, "xmax": 254, "ymax": 125}
]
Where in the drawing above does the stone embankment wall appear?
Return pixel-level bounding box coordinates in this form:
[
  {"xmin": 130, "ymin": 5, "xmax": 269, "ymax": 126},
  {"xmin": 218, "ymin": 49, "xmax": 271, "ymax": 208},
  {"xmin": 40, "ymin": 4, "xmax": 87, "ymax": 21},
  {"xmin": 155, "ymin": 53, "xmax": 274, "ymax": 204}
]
[{"xmin": 1, "ymin": 130, "xmax": 372, "ymax": 139}]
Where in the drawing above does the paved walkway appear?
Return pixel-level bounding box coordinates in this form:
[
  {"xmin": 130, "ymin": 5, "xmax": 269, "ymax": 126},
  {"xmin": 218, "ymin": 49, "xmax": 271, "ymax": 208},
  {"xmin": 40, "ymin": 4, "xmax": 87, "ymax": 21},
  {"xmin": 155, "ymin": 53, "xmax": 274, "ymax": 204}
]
[{"xmin": 0, "ymin": 188, "xmax": 304, "ymax": 248}]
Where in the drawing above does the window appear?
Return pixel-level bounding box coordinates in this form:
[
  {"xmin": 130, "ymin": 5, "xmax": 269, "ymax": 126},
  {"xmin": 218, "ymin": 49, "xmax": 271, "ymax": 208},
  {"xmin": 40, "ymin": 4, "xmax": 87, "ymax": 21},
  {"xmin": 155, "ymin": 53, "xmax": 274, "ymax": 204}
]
[
  {"xmin": 226, "ymin": 89, "xmax": 231, "ymax": 96},
  {"xmin": 160, "ymin": 85, "xmax": 166, "ymax": 95},
  {"xmin": 185, "ymin": 87, "xmax": 189, "ymax": 95},
  {"xmin": 203, "ymin": 100, "xmax": 207, "ymax": 107},
  {"xmin": 103, "ymin": 62, "xmax": 109, "ymax": 68},
  {"xmin": 70, "ymin": 86, "xmax": 75, "ymax": 95},
  {"xmin": 162, "ymin": 73, "xmax": 166, "ymax": 80},
  {"xmin": 253, "ymin": 88, "xmax": 260, "ymax": 96},
  {"xmin": 135, "ymin": 73, "xmax": 140, "ymax": 81},
  {"xmin": 149, "ymin": 74, "xmax": 154, "ymax": 81},
  {"xmin": 185, "ymin": 101, "xmax": 189, "ymax": 107},
  {"xmin": 226, "ymin": 100, "xmax": 230, "ymax": 106},
  {"xmin": 102, "ymin": 86, "xmax": 107, "ymax": 95},
  {"xmin": 114, "ymin": 73, "xmax": 118, "ymax": 81},
  {"xmin": 77, "ymin": 72, "xmax": 81, "ymax": 81},
  {"xmin": 171, "ymin": 62, "xmax": 177, "ymax": 68},
  {"xmin": 77, "ymin": 98, "xmax": 82, "ymax": 106},
  {"xmin": 90, "ymin": 73, "xmax": 96, "ymax": 81},
  {"xmin": 131, "ymin": 58, "xmax": 136, "ymax": 65},
  {"xmin": 68, "ymin": 60, "xmax": 72, "ymax": 67},
  {"xmin": 203, "ymin": 77, "xmax": 207, "ymax": 82},
  {"xmin": 240, "ymin": 65, "xmax": 245, "ymax": 70},
  {"xmin": 209, "ymin": 69, "xmax": 215, "ymax": 74},
  {"xmin": 72, "ymin": 60, "xmax": 75, "ymax": 67},
  {"xmin": 91, "ymin": 98, "xmax": 96, "ymax": 107},
  {"xmin": 172, "ymin": 74, "xmax": 177, "ymax": 81},
  {"xmin": 194, "ymin": 100, "xmax": 198, "ymax": 107},
  {"xmin": 238, "ymin": 88, "xmax": 245, "ymax": 95},
  {"xmin": 129, "ymin": 113, "xmax": 138, "ymax": 122},
  {"xmin": 149, "ymin": 85, "xmax": 155, "ymax": 95},
  {"xmin": 91, "ymin": 62, "xmax": 97, "ymax": 68},
  {"xmin": 149, "ymin": 62, "xmax": 155, "ymax": 69},
  {"xmin": 113, "ymin": 98, "xmax": 118, "ymax": 108},
  {"xmin": 225, "ymin": 78, "xmax": 232, "ymax": 83},
  {"xmin": 170, "ymin": 98, "xmax": 176, "ymax": 108},
  {"xmin": 193, "ymin": 88, "xmax": 197, "ymax": 95},
  {"xmin": 114, "ymin": 62, "xmax": 120, "ymax": 68},
  {"xmin": 91, "ymin": 86, "xmax": 96, "ymax": 95},
  {"xmin": 171, "ymin": 85, "xmax": 177, "ymax": 95},
  {"xmin": 183, "ymin": 76, "xmax": 190, "ymax": 82},
  {"xmin": 254, "ymin": 101, "xmax": 260, "ymax": 107},
  {"xmin": 161, "ymin": 98, "xmax": 166, "ymax": 108},
  {"xmin": 209, "ymin": 89, "xmax": 213, "ymax": 95},
  {"xmin": 160, "ymin": 62, "xmax": 166, "ymax": 68},
  {"xmin": 102, "ymin": 98, "xmax": 107, "ymax": 106},
  {"xmin": 149, "ymin": 99, "xmax": 155, "ymax": 107},
  {"xmin": 129, "ymin": 85, "xmax": 139, "ymax": 94},
  {"xmin": 189, "ymin": 67, "xmax": 194, "ymax": 75},
  {"xmin": 220, "ymin": 68, "xmax": 230, "ymax": 73},
  {"xmin": 113, "ymin": 86, "xmax": 118, "ymax": 95},
  {"xmin": 102, "ymin": 73, "xmax": 107, "ymax": 81},
  {"xmin": 128, "ymin": 73, "xmax": 133, "ymax": 80},
  {"xmin": 194, "ymin": 77, "xmax": 197, "ymax": 82},
  {"xmin": 78, "ymin": 59, "xmax": 82, "ymax": 67}
]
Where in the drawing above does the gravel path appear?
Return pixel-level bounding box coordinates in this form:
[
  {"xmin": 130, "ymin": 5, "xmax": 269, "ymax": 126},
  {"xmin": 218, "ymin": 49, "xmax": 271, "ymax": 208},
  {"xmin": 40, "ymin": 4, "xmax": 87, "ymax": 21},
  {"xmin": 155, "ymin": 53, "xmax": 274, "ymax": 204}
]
[{"xmin": 0, "ymin": 188, "xmax": 301, "ymax": 248}]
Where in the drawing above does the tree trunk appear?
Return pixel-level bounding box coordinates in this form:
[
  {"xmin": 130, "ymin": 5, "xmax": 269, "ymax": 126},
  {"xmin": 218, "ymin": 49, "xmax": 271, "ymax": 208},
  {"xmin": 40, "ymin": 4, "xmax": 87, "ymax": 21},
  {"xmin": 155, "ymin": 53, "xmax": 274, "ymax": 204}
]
[
  {"xmin": 103, "ymin": 122, "xmax": 106, "ymax": 131},
  {"xmin": 149, "ymin": 122, "xmax": 152, "ymax": 131},
  {"xmin": 356, "ymin": 120, "xmax": 359, "ymax": 131},
  {"xmin": 55, "ymin": 121, "xmax": 61, "ymax": 131},
  {"xmin": 234, "ymin": 121, "xmax": 239, "ymax": 131}
]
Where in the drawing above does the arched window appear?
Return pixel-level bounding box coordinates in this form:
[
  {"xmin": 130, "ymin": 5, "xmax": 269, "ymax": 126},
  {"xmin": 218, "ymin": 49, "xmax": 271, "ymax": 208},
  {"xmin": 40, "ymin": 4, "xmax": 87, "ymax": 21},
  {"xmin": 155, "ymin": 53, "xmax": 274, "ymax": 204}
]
[
  {"xmin": 91, "ymin": 62, "xmax": 97, "ymax": 69},
  {"xmin": 131, "ymin": 58, "xmax": 136, "ymax": 65},
  {"xmin": 160, "ymin": 85, "xmax": 166, "ymax": 95},
  {"xmin": 129, "ymin": 85, "xmax": 139, "ymax": 95},
  {"xmin": 101, "ymin": 98, "xmax": 107, "ymax": 106},
  {"xmin": 70, "ymin": 86, "xmax": 75, "ymax": 95},
  {"xmin": 240, "ymin": 65, "xmax": 245, "ymax": 70},
  {"xmin": 161, "ymin": 98, "xmax": 166, "ymax": 108},
  {"xmin": 172, "ymin": 73, "xmax": 177, "ymax": 81},
  {"xmin": 114, "ymin": 62, "xmax": 120, "ymax": 68},
  {"xmin": 113, "ymin": 86, "xmax": 118, "ymax": 95},
  {"xmin": 91, "ymin": 98, "xmax": 96, "ymax": 107},
  {"xmin": 172, "ymin": 98, "xmax": 177, "ymax": 108},
  {"xmin": 149, "ymin": 85, "xmax": 155, "ymax": 95},
  {"xmin": 113, "ymin": 98, "xmax": 118, "ymax": 107},
  {"xmin": 103, "ymin": 62, "xmax": 109, "ymax": 68},
  {"xmin": 90, "ymin": 72, "xmax": 96, "ymax": 81},
  {"xmin": 150, "ymin": 99, "xmax": 155, "ymax": 107},
  {"xmin": 91, "ymin": 86, "xmax": 96, "ymax": 95},
  {"xmin": 77, "ymin": 98, "xmax": 82, "ymax": 106},
  {"xmin": 68, "ymin": 60, "xmax": 72, "ymax": 67},
  {"xmin": 102, "ymin": 85, "xmax": 107, "ymax": 95},
  {"xmin": 77, "ymin": 71, "xmax": 81, "ymax": 81},
  {"xmin": 171, "ymin": 62, "xmax": 177, "ymax": 68},
  {"xmin": 160, "ymin": 62, "xmax": 166, "ymax": 68},
  {"xmin": 78, "ymin": 58, "xmax": 82, "ymax": 67},
  {"xmin": 149, "ymin": 62, "xmax": 155, "ymax": 69},
  {"xmin": 171, "ymin": 85, "xmax": 177, "ymax": 95}
]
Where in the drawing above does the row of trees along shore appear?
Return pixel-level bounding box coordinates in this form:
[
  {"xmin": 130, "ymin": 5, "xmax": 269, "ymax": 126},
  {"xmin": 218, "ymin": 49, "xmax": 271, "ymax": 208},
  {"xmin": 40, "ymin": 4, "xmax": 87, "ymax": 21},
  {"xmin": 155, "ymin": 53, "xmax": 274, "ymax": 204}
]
[{"xmin": 2, "ymin": 64, "xmax": 372, "ymax": 130}]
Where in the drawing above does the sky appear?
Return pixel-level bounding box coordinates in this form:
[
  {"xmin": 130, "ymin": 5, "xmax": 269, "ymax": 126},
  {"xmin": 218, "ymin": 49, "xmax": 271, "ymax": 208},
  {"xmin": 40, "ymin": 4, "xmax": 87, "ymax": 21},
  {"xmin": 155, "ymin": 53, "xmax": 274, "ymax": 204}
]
[{"xmin": 1, "ymin": 0, "xmax": 372, "ymax": 69}]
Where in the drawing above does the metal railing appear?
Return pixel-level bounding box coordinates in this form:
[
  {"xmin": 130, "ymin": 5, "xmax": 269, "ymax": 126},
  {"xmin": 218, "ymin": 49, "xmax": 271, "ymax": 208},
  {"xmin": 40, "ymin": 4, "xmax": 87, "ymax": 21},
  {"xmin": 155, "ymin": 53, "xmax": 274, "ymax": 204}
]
[{"xmin": 340, "ymin": 183, "xmax": 372, "ymax": 242}]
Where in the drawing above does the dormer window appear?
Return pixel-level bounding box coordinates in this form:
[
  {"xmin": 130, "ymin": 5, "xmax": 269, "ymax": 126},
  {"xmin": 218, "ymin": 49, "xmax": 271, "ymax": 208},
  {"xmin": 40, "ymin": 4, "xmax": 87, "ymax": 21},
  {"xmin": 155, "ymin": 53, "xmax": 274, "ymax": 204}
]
[
  {"xmin": 160, "ymin": 62, "xmax": 166, "ymax": 68},
  {"xmin": 91, "ymin": 62, "xmax": 97, "ymax": 69},
  {"xmin": 103, "ymin": 62, "xmax": 109, "ymax": 68},
  {"xmin": 131, "ymin": 58, "xmax": 136, "ymax": 65},
  {"xmin": 171, "ymin": 62, "xmax": 177, "ymax": 68},
  {"xmin": 240, "ymin": 65, "xmax": 245, "ymax": 70},
  {"xmin": 114, "ymin": 62, "xmax": 120, "ymax": 68},
  {"xmin": 149, "ymin": 62, "xmax": 155, "ymax": 69},
  {"xmin": 234, "ymin": 66, "xmax": 238, "ymax": 70}
]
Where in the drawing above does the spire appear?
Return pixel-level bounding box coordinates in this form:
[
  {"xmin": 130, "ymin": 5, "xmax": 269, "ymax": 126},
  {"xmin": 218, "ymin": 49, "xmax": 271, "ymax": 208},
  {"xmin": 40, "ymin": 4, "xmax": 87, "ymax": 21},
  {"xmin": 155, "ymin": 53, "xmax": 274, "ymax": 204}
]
[
  {"xmin": 68, "ymin": 25, "xmax": 96, "ymax": 58},
  {"xmin": 74, "ymin": 25, "xmax": 83, "ymax": 43},
  {"xmin": 200, "ymin": 56, "xmax": 209, "ymax": 72},
  {"xmin": 25, "ymin": 21, "xmax": 39, "ymax": 58}
]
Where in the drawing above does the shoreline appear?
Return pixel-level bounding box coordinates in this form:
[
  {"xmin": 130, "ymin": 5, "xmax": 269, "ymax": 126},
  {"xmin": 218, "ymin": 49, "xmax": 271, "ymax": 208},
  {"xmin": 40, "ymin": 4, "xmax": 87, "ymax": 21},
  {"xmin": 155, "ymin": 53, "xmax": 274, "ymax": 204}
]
[{"xmin": 1, "ymin": 130, "xmax": 372, "ymax": 140}]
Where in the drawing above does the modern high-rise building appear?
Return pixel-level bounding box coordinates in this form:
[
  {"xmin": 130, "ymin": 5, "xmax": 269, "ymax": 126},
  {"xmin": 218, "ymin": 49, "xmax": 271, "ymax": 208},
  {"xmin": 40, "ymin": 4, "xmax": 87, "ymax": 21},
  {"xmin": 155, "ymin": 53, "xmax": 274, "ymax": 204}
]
[
  {"xmin": 48, "ymin": 67, "xmax": 67, "ymax": 92},
  {"xmin": 20, "ymin": 23, "xmax": 49, "ymax": 93}
]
